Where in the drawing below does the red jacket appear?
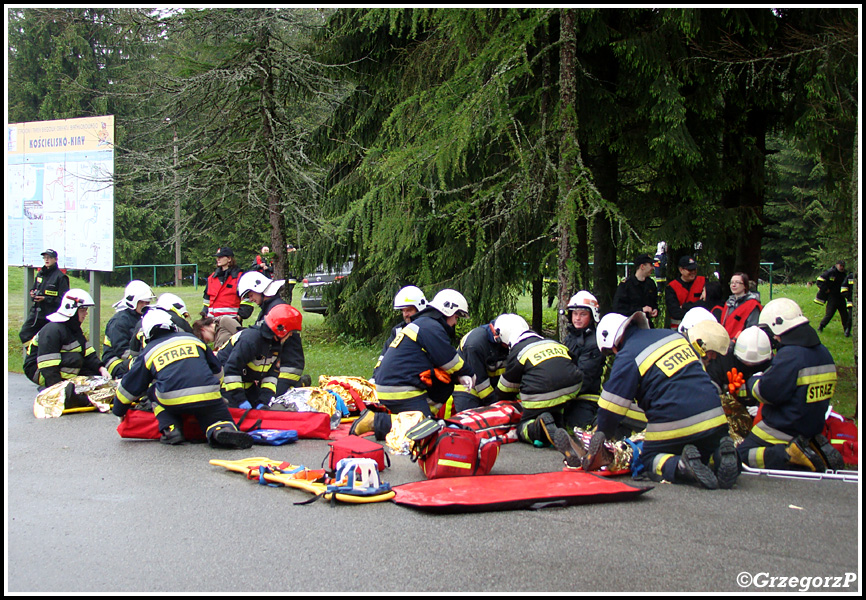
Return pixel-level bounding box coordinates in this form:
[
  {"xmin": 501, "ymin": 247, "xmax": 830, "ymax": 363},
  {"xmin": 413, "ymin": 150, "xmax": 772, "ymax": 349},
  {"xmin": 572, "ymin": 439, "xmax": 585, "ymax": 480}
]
[{"xmin": 204, "ymin": 267, "xmax": 243, "ymax": 319}]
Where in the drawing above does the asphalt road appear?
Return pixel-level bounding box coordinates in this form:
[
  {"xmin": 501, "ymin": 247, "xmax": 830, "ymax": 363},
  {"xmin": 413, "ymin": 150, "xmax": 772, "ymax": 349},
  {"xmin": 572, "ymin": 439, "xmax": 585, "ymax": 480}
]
[{"xmin": 5, "ymin": 372, "xmax": 861, "ymax": 594}]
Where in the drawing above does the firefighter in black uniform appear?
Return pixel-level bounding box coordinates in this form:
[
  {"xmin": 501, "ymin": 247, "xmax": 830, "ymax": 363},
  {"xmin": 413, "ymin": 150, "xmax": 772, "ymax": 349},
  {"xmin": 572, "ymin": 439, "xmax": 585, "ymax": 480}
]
[
  {"xmin": 495, "ymin": 314, "xmax": 582, "ymax": 448},
  {"xmin": 19, "ymin": 249, "xmax": 70, "ymax": 343},
  {"xmin": 585, "ymin": 311, "xmax": 739, "ymax": 490},
  {"xmin": 451, "ymin": 321, "xmax": 509, "ymax": 415},
  {"xmin": 24, "ymin": 289, "xmax": 109, "ymax": 388},
  {"xmin": 102, "ymin": 280, "xmax": 155, "ymax": 378},
  {"xmin": 372, "ymin": 286, "xmax": 428, "ymax": 383},
  {"xmin": 840, "ymin": 271, "xmax": 854, "ymax": 337},
  {"xmin": 113, "ymin": 309, "xmax": 253, "ymax": 448},
  {"xmin": 815, "ymin": 260, "xmax": 850, "ymax": 335},
  {"xmin": 217, "ymin": 303, "xmax": 302, "ymax": 409},
  {"xmin": 350, "ymin": 289, "xmax": 475, "ymax": 440},
  {"xmin": 128, "ymin": 293, "xmax": 195, "ymax": 361},
  {"xmin": 561, "ymin": 291, "xmax": 605, "ymax": 429},
  {"xmin": 237, "ymin": 272, "xmax": 307, "ymax": 394},
  {"xmin": 738, "ymin": 298, "xmax": 844, "ymax": 472}
]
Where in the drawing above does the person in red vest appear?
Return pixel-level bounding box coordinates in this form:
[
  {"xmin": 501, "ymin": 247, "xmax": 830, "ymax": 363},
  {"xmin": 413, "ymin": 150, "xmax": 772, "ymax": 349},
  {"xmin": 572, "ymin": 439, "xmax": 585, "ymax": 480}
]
[
  {"xmin": 201, "ymin": 247, "xmax": 245, "ymax": 321},
  {"xmin": 665, "ymin": 255, "xmax": 706, "ymax": 330},
  {"xmin": 720, "ymin": 272, "xmax": 762, "ymax": 342}
]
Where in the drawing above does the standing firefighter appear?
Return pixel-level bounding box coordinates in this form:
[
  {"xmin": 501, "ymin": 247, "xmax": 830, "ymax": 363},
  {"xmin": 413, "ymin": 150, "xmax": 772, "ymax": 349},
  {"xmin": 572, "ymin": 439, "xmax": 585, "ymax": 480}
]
[
  {"xmin": 815, "ymin": 260, "xmax": 850, "ymax": 336},
  {"xmin": 19, "ymin": 249, "xmax": 70, "ymax": 343},
  {"xmin": 113, "ymin": 309, "xmax": 253, "ymax": 449}
]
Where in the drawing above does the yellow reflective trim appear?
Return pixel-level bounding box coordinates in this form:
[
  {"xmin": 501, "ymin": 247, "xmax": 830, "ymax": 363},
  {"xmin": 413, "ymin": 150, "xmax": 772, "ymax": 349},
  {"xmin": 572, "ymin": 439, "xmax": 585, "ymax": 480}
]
[
  {"xmin": 522, "ymin": 341, "xmax": 570, "ymax": 366},
  {"xmin": 755, "ymin": 447, "xmax": 766, "ymax": 469},
  {"xmin": 639, "ymin": 338, "xmax": 695, "ymax": 376},
  {"xmin": 797, "ymin": 372, "xmax": 837, "ymax": 404},
  {"xmin": 145, "ymin": 338, "xmax": 206, "ymax": 370},
  {"xmin": 438, "ymin": 459, "xmax": 472, "ymax": 470},
  {"xmin": 377, "ymin": 389, "xmax": 426, "ymax": 401},
  {"xmin": 599, "ymin": 397, "xmax": 630, "ymax": 416},
  {"xmin": 157, "ymin": 391, "xmax": 223, "ymax": 405},
  {"xmin": 654, "ymin": 454, "xmax": 674, "ymax": 476},
  {"xmin": 643, "ymin": 414, "xmax": 729, "ymax": 442},
  {"xmin": 38, "ymin": 358, "xmax": 62, "ymax": 369}
]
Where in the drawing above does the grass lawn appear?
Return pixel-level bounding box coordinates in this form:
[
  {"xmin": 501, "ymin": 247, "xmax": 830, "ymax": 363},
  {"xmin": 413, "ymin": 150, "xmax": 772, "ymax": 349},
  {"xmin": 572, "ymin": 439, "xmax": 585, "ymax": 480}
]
[{"xmin": 6, "ymin": 267, "xmax": 858, "ymax": 418}]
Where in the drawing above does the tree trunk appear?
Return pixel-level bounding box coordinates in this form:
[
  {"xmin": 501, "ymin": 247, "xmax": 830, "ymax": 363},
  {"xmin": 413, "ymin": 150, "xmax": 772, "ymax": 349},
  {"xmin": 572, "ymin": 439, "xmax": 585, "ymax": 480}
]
[{"xmin": 557, "ymin": 8, "xmax": 578, "ymax": 339}]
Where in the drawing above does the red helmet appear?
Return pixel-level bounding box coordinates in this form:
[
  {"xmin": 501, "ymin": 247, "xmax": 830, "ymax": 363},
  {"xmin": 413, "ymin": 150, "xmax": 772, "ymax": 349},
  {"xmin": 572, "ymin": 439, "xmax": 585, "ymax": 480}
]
[{"xmin": 264, "ymin": 304, "xmax": 302, "ymax": 340}]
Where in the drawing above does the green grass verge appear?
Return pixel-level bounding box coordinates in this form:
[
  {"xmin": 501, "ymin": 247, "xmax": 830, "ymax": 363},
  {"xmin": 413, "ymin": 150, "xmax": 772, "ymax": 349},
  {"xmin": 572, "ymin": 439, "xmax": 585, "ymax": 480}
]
[{"xmin": 6, "ymin": 268, "xmax": 857, "ymax": 417}]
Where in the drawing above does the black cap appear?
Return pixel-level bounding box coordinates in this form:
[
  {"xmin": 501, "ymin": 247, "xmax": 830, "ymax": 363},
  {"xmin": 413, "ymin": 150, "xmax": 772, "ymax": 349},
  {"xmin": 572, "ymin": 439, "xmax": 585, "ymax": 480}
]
[
  {"xmin": 41, "ymin": 249, "xmax": 58, "ymax": 258},
  {"xmin": 678, "ymin": 256, "xmax": 697, "ymax": 270},
  {"xmin": 837, "ymin": 260, "xmax": 846, "ymax": 268},
  {"xmin": 634, "ymin": 254, "xmax": 653, "ymax": 267},
  {"xmin": 214, "ymin": 247, "xmax": 234, "ymax": 258}
]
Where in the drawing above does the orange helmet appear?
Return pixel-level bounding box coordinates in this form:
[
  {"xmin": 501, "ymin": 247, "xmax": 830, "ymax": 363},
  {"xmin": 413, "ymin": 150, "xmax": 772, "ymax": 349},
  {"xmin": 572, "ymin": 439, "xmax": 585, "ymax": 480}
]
[{"xmin": 264, "ymin": 304, "xmax": 302, "ymax": 340}]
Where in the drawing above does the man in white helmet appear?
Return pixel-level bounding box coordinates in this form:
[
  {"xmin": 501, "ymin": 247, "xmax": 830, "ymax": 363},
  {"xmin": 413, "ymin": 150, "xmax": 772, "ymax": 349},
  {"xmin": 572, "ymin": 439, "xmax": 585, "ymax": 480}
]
[
  {"xmin": 24, "ymin": 289, "xmax": 110, "ymax": 388},
  {"xmin": 237, "ymin": 271, "xmax": 307, "ymax": 393},
  {"xmin": 561, "ymin": 291, "xmax": 606, "ymax": 429},
  {"xmin": 128, "ymin": 293, "xmax": 196, "ymax": 361},
  {"xmin": 113, "ymin": 309, "xmax": 253, "ymax": 449},
  {"xmin": 585, "ymin": 311, "xmax": 739, "ymax": 490},
  {"xmin": 737, "ymin": 298, "xmax": 843, "ymax": 472},
  {"xmin": 102, "ymin": 280, "xmax": 155, "ymax": 378},
  {"xmin": 351, "ymin": 289, "xmax": 474, "ymax": 439},
  {"xmin": 495, "ymin": 313, "xmax": 583, "ymax": 448},
  {"xmin": 371, "ymin": 285, "xmax": 427, "ymax": 382}
]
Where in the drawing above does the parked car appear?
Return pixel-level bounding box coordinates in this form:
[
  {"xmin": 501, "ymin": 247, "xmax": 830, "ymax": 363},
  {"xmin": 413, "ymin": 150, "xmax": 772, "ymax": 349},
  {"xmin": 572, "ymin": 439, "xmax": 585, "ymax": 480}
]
[{"xmin": 300, "ymin": 261, "xmax": 354, "ymax": 314}]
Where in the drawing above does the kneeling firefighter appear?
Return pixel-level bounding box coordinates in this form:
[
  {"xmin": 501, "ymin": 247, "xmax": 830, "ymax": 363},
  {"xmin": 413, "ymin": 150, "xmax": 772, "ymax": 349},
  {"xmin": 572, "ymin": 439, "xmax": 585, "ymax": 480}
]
[{"xmin": 113, "ymin": 309, "xmax": 253, "ymax": 449}]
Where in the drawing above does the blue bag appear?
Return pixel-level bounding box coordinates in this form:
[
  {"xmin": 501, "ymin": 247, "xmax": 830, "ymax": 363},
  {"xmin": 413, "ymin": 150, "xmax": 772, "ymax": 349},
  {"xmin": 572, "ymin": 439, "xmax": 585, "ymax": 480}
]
[{"xmin": 248, "ymin": 429, "xmax": 299, "ymax": 446}]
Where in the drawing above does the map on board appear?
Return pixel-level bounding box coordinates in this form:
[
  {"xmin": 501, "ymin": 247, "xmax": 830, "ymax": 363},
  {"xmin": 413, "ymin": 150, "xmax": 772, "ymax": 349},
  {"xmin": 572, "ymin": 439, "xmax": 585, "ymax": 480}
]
[{"xmin": 7, "ymin": 115, "xmax": 115, "ymax": 271}]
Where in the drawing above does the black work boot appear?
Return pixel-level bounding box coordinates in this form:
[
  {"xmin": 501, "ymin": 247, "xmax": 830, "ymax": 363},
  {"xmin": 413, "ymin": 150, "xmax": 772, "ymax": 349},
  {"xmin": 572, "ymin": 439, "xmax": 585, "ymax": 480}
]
[
  {"xmin": 809, "ymin": 434, "xmax": 845, "ymax": 471},
  {"xmin": 676, "ymin": 445, "xmax": 719, "ymax": 489},
  {"xmin": 160, "ymin": 424, "xmax": 186, "ymax": 445},
  {"xmin": 715, "ymin": 436, "xmax": 740, "ymax": 490},
  {"xmin": 64, "ymin": 382, "xmax": 92, "ymax": 409},
  {"xmin": 211, "ymin": 427, "xmax": 254, "ymax": 449},
  {"xmin": 536, "ymin": 412, "xmax": 559, "ymax": 446}
]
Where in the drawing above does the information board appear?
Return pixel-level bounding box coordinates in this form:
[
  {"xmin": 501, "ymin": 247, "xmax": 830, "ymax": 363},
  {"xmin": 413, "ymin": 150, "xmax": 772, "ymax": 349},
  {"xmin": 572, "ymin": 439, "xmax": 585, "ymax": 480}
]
[{"xmin": 7, "ymin": 115, "xmax": 115, "ymax": 271}]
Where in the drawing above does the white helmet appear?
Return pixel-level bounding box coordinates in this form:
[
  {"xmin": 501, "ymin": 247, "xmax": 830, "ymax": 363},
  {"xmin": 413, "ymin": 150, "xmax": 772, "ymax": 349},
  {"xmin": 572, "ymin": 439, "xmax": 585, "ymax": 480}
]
[
  {"xmin": 734, "ymin": 326, "xmax": 773, "ymax": 365},
  {"xmin": 47, "ymin": 289, "xmax": 95, "ymax": 322},
  {"xmin": 428, "ymin": 289, "xmax": 469, "ymax": 318},
  {"xmin": 567, "ymin": 291, "xmax": 600, "ymax": 322},
  {"xmin": 141, "ymin": 308, "xmax": 178, "ymax": 341},
  {"xmin": 393, "ymin": 286, "xmax": 427, "ymax": 311},
  {"xmin": 493, "ymin": 314, "xmax": 530, "ymax": 348},
  {"xmin": 238, "ymin": 271, "xmax": 285, "ymax": 299},
  {"xmin": 677, "ymin": 306, "xmax": 717, "ymax": 335},
  {"xmin": 113, "ymin": 280, "xmax": 155, "ymax": 311},
  {"xmin": 759, "ymin": 297, "xmax": 808, "ymax": 336},
  {"xmin": 686, "ymin": 320, "xmax": 730, "ymax": 357},
  {"xmin": 156, "ymin": 293, "xmax": 189, "ymax": 318},
  {"xmin": 261, "ymin": 246, "xmax": 269, "ymax": 254},
  {"xmin": 597, "ymin": 311, "xmax": 649, "ymax": 353}
]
